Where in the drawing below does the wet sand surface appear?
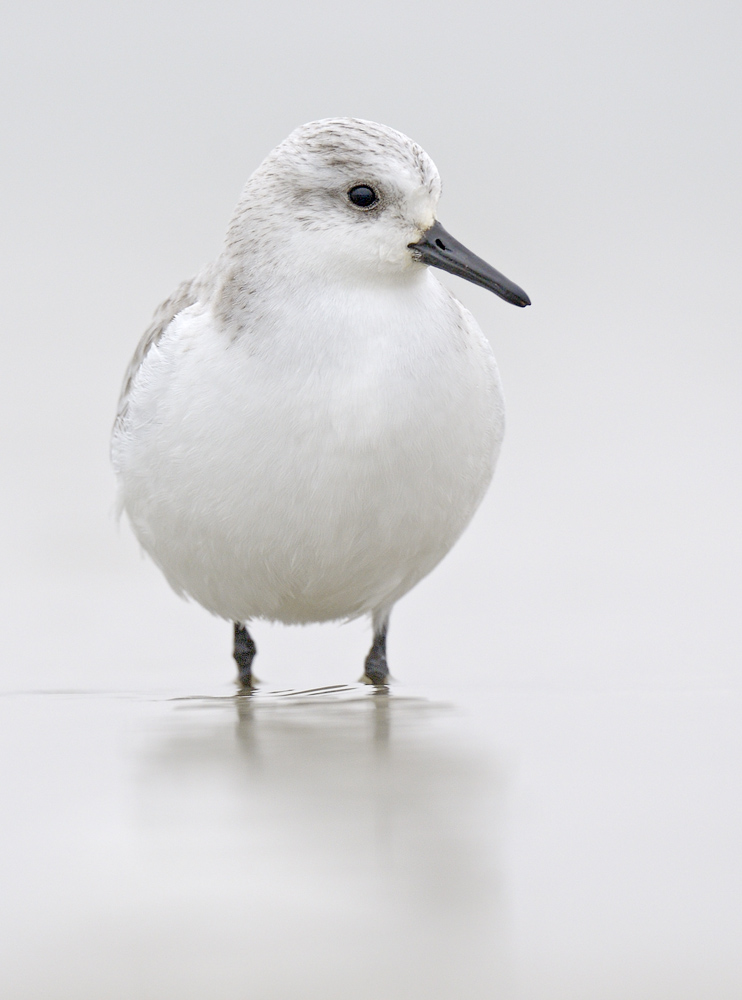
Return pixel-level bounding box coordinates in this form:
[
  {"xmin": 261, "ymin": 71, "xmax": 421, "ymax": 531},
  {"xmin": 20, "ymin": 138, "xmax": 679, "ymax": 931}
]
[{"xmin": 1, "ymin": 677, "xmax": 739, "ymax": 999}]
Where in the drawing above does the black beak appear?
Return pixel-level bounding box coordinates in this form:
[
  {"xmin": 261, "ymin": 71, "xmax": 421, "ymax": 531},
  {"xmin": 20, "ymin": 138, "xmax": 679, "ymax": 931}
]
[{"xmin": 408, "ymin": 220, "xmax": 531, "ymax": 308}]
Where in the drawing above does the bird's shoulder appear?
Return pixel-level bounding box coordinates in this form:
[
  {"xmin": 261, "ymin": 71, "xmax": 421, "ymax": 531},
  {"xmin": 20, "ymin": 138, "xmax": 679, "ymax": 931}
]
[{"xmin": 115, "ymin": 273, "xmax": 210, "ymax": 425}]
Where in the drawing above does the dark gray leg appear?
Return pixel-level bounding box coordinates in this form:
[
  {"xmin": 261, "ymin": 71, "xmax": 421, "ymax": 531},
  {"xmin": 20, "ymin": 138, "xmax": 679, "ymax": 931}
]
[
  {"xmin": 233, "ymin": 622, "xmax": 257, "ymax": 689},
  {"xmin": 362, "ymin": 615, "xmax": 390, "ymax": 686}
]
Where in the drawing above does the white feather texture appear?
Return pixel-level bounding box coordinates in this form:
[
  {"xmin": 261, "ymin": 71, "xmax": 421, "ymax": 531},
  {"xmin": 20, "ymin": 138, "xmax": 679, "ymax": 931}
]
[{"xmin": 112, "ymin": 118, "xmax": 505, "ymax": 628}]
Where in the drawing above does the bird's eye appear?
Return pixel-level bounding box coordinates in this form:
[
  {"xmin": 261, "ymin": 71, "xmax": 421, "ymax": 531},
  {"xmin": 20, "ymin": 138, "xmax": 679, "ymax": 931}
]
[{"xmin": 347, "ymin": 185, "xmax": 379, "ymax": 208}]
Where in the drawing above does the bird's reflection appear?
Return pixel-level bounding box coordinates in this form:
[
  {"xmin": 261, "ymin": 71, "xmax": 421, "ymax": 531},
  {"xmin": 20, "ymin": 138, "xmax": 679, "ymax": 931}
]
[
  {"xmin": 136, "ymin": 685, "xmax": 511, "ymax": 998},
  {"xmin": 233, "ymin": 685, "xmax": 392, "ymax": 756}
]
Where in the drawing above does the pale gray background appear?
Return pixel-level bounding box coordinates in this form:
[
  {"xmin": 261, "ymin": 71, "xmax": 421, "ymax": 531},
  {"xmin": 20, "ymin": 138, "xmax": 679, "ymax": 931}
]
[{"xmin": 1, "ymin": 1, "xmax": 740, "ymax": 998}]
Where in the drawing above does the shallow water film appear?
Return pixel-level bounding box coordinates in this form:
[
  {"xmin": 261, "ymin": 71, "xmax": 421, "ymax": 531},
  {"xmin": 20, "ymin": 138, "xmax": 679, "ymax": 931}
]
[{"xmin": 1, "ymin": 677, "xmax": 740, "ymax": 999}]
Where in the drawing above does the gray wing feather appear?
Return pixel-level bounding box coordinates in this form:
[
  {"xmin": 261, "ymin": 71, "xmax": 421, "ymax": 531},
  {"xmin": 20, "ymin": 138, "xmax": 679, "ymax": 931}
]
[{"xmin": 114, "ymin": 276, "xmax": 201, "ymax": 428}]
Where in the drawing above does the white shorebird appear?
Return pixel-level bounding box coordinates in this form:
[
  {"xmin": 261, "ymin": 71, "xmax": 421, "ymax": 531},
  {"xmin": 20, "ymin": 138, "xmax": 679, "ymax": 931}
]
[{"xmin": 112, "ymin": 118, "xmax": 530, "ymax": 688}]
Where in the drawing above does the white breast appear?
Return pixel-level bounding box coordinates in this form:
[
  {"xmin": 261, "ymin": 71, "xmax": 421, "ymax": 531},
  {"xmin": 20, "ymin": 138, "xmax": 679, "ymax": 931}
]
[{"xmin": 113, "ymin": 271, "xmax": 504, "ymax": 625}]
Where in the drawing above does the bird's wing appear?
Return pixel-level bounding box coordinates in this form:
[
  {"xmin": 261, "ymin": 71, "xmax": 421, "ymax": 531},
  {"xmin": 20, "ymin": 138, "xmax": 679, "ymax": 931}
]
[{"xmin": 114, "ymin": 275, "xmax": 202, "ymax": 429}]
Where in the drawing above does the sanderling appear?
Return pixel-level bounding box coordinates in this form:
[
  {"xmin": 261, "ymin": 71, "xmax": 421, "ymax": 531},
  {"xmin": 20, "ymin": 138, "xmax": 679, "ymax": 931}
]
[{"xmin": 112, "ymin": 118, "xmax": 530, "ymax": 688}]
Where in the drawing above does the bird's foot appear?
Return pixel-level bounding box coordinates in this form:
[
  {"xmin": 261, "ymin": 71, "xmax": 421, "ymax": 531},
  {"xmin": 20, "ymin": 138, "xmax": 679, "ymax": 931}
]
[
  {"xmin": 361, "ymin": 628, "xmax": 390, "ymax": 688},
  {"xmin": 233, "ymin": 623, "xmax": 258, "ymax": 691}
]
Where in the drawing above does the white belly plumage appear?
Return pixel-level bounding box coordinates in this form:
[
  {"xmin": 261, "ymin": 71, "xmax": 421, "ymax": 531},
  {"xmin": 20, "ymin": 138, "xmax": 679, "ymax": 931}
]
[{"xmin": 112, "ymin": 277, "xmax": 504, "ymax": 626}]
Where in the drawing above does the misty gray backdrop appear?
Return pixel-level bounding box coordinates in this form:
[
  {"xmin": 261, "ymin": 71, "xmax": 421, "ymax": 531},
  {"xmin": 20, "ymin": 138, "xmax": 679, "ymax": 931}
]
[{"xmin": 3, "ymin": 0, "xmax": 738, "ymax": 691}]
